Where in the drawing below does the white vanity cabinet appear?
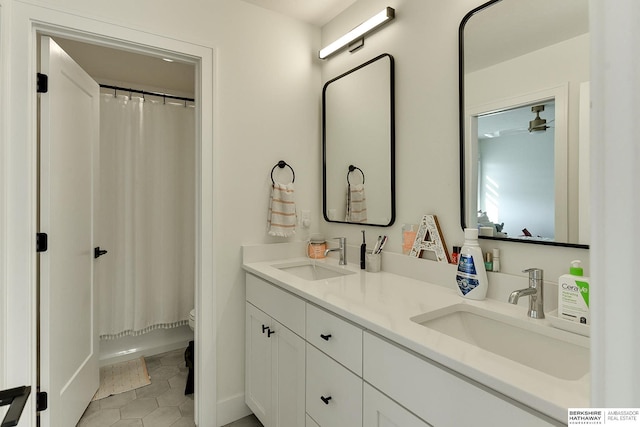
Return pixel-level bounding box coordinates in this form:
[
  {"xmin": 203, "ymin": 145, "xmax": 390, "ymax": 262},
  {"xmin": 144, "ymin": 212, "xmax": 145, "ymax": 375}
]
[
  {"xmin": 306, "ymin": 303, "xmax": 363, "ymax": 375},
  {"xmin": 363, "ymin": 332, "xmax": 562, "ymax": 427},
  {"xmin": 245, "ymin": 272, "xmax": 562, "ymax": 427},
  {"xmin": 245, "ymin": 275, "xmax": 306, "ymax": 427},
  {"xmin": 305, "ymin": 303, "xmax": 364, "ymax": 427},
  {"xmin": 306, "ymin": 344, "xmax": 363, "ymax": 427},
  {"xmin": 363, "ymin": 383, "xmax": 432, "ymax": 427},
  {"xmin": 305, "ymin": 414, "xmax": 321, "ymax": 427}
]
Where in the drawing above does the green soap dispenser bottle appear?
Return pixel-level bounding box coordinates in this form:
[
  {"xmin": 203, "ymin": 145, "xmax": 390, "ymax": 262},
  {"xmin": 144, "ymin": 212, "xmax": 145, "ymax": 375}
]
[{"xmin": 558, "ymin": 260, "xmax": 590, "ymax": 325}]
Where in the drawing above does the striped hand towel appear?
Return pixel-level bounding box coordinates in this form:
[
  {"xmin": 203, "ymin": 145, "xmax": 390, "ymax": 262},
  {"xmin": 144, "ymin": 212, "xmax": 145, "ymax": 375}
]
[
  {"xmin": 345, "ymin": 183, "xmax": 367, "ymax": 223},
  {"xmin": 267, "ymin": 182, "xmax": 296, "ymax": 237}
]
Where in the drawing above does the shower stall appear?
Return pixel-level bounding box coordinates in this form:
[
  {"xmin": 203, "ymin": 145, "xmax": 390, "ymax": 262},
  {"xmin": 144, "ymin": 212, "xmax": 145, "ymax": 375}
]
[{"xmin": 96, "ymin": 88, "xmax": 196, "ymax": 364}]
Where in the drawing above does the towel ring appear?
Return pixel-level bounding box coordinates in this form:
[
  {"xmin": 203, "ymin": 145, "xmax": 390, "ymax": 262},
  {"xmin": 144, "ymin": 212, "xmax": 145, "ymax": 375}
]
[
  {"xmin": 271, "ymin": 160, "xmax": 295, "ymax": 184},
  {"xmin": 347, "ymin": 165, "xmax": 365, "ymax": 185}
]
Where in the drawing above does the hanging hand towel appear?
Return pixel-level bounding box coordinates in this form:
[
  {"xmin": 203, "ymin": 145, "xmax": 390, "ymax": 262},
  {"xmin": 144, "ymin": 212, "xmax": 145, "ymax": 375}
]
[
  {"xmin": 345, "ymin": 183, "xmax": 368, "ymax": 223},
  {"xmin": 267, "ymin": 182, "xmax": 296, "ymax": 237}
]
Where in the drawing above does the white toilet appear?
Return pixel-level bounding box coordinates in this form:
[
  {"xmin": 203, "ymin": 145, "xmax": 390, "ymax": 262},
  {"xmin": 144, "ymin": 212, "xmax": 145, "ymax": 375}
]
[{"xmin": 189, "ymin": 309, "xmax": 196, "ymax": 331}]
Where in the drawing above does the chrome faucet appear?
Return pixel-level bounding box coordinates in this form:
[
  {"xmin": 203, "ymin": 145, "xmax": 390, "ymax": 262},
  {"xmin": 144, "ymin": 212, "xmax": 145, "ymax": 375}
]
[
  {"xmin": 324, "ymin": 237, "xmax": 347, "ymax": 265},
  {"xmin": 508, "ymin": 268, "xmax": 545, "ymax": 319}
]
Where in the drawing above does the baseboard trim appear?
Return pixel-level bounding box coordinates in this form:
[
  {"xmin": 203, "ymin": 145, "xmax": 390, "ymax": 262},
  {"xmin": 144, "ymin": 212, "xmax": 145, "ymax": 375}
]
[{"xmin": 217, "ymin": 392, "xmax": 252, "ymax": 426}]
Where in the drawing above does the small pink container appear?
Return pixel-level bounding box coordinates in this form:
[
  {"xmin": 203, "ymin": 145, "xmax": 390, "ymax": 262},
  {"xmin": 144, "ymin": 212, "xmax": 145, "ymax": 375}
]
[{"xmin": 308, "ymin": 238, "xmax": 327, "ymax": 259}]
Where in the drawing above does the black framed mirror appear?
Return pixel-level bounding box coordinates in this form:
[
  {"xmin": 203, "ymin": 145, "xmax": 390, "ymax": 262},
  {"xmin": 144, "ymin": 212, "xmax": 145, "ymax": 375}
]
[
  {"xmin": 322, "ymin": 53, "xmax": 395, "ymax": 227},
  {"xmin": 459, "ymin": 0, "xmax": 589, "ymax": 248}
]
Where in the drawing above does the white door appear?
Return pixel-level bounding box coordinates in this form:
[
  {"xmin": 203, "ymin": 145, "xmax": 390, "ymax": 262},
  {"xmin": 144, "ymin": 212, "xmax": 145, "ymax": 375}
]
[{"xmin": 39, "ymin": 36, "xmax": 100, "ymax": 427}]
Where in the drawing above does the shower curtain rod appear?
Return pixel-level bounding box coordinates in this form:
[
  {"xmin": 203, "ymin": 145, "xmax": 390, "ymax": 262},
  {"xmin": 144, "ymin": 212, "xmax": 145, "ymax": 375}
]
[{"xmin": 99, "ymin": 84, "xmax": 195, "ymax": 103}]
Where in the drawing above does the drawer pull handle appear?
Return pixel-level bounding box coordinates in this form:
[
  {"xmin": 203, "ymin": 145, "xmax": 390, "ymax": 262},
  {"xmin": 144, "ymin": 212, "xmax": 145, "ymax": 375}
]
[
  {"xmin": 267, "ymin": 328, "xmax": 275, "ymax": 338},
  {"xmin": 262, "ymin": 324, "xmax": 269, "ymax": 333},
  {"xmin": 320, "ymin": 395, "xmax": 332, "ymax": 405},
  {"xmin": 320, "ymin": 333, "xmax": 332, "ymax": 341}
]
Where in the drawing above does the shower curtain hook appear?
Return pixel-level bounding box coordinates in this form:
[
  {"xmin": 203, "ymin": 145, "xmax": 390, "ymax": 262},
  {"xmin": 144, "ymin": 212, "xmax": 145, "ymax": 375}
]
[
  {"xmin": 163, "ymin": 95, "xmax": 166, "ymax": 105},
  {"xmin": 184, "ymin": 99, "xmax": 187, "ymax": 108}
]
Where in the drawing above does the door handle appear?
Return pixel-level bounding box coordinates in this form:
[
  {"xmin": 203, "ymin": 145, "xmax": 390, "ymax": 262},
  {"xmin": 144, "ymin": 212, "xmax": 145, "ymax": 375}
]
[
  {"xmin": 267, "ymin": 328, "xmax": 275, "ymax": 338},
  {"xmin": 320, "ymin": 395, "xmax": 332, "ymax": 405},
  {"xmin": 94, "ymin": 247, "xmax": 108, "ymax": 259},
  {"xmin": 320, "ymin": 333, "xmax": 332, "ymax": 341}
]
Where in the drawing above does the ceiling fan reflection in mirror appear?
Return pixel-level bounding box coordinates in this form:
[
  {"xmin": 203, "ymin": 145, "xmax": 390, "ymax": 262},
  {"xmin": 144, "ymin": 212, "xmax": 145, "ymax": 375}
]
[
  {"xmin": 528, "ymin": 104, "xmax": 551, "ymax": 132},
  {"xmin": 479, "ymin": 102, "xmax": 555, "ymax": 139}
]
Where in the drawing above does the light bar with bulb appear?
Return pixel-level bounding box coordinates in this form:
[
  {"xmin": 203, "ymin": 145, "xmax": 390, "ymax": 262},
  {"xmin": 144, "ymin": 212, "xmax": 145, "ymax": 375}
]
[{"xmin": 319, "ymin": 7, "xmax": 395, "ymax": 60}]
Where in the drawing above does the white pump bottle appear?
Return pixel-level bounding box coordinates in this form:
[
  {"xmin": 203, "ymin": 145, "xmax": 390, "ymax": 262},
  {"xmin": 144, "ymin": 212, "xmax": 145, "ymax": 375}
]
[{"xmin": 455, "ymin": 228, "xmax": 488, "ymax": 300}]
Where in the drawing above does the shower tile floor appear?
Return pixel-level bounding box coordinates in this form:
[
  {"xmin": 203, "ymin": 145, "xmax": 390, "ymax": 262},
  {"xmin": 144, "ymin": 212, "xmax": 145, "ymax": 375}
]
[{"xmin": 77, "ymin": 348, "xmax": 263, "ymax": 427}]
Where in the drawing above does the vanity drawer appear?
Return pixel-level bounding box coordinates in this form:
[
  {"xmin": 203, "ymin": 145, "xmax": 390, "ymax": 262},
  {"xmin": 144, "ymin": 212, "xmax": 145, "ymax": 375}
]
[
  {"xmin": 246, "ymin": 273, "xmax": 305, "ymax": 337},
  {"xmin": 306, "ymin": 303, "xmax": 363, "ymax": 375},
  {"xmin": 363, "ymin": 332, "xmax": 559, "ymax": 427},
  {"xmin": 306, "ymin": 344, "xmax": 362, "ymax": 427}
]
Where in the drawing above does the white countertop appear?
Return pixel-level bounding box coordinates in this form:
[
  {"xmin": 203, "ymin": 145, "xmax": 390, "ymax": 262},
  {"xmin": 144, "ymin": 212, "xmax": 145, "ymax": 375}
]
[{"xmin": 242, "ymin": 247, "xmax": 590, "ymax": 423}]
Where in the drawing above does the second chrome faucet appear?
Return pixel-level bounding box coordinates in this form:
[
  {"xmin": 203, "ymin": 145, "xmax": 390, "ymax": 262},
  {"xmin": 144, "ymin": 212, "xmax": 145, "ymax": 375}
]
[
  {"xmin": 508, "ymin": 268, "xmax": 544, "ymax": 319},
  {"xmin": 324, "ymin": 237, "xmax": 347, "ymax": 265}
]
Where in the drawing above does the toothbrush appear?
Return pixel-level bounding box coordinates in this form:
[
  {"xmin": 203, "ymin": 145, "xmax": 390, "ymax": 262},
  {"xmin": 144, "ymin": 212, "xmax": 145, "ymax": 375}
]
[
  {"xmin": 360, "ymin": 230, "xmax": 366, "ymax": 269},
  {"xmin": 375, "ymin": 235, "xmax": 388, "ymax": 254},
  {"xmin": 372, "ymin": 235, "xmax": 382, "ymax": 254}
]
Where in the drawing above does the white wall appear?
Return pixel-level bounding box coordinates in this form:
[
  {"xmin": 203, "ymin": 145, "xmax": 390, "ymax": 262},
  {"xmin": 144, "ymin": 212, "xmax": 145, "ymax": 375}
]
[
  {"xmin": 1, "ymin": 0, "xmax": 321, "ymax": 425},
  {"xmin": 319, "ymin": 0, "xmax": 590, "ymax": 285}
]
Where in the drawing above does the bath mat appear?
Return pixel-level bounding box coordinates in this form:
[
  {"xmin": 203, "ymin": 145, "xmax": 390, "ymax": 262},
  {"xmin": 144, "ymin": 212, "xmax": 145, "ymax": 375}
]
[{"xmin": 92, "ymin": 356, "xmax": 151, "ymax": 401}]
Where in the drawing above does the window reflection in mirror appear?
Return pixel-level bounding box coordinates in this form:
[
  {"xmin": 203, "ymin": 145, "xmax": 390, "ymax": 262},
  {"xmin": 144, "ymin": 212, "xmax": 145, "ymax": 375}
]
[
  {"xmin": 323, "ymin": 53, "xmax": 395, "ymax": 227},
  {"xmin": 460, "ymin": 0, "xmax": 589, "ymax": 247}
]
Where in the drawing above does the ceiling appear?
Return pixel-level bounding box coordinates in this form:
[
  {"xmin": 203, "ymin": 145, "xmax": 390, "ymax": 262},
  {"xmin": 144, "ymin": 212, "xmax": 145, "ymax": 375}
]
[
  {"xmin": 52, "ymin": 1, "xmax": 355, "ymax": 95},
  {"xmin": 239, "ymin": 0, "xmax": 357, "ymax": 26},
  {"xmin": 53, "ymin": 37, "xmax": 196, "ymax": 96},
  {"xmin": 464, "ymin": 0, "xmax": 589, "ymax": 73}
]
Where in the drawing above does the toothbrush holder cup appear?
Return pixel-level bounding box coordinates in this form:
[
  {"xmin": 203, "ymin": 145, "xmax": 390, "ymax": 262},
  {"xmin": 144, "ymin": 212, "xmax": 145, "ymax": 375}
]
[{"xmin": 366, "ymin": 251, "xmax": 381, "ymax": 273}]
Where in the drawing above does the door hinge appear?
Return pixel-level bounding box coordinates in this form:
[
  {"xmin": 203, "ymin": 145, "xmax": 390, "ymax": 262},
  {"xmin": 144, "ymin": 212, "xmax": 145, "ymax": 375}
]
[
  {"xmin": 36, "ymin": 391, "xmax": 48, "ymax": 412},
  {"xmin": 37, "ymin": 73, "xmax": 48, "ymax": 93},
  {"xmin": 36, "ymin": 233, "xmax": 48, "ymax": 252}
]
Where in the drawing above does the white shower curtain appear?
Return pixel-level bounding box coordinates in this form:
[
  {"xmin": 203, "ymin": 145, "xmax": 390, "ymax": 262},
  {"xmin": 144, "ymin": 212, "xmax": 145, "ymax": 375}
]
[{"xmin": 97, "ymin": 93, "xmax": 195, "ymax": 339}]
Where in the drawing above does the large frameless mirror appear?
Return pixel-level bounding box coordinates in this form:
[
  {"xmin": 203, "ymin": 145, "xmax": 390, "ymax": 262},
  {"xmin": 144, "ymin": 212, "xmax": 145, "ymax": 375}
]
[
  {"xmin": 323, "ymin": 53, "xmax": 395, "ymax": 227},
  {"xmin": 459, "ymin": 0, "xmax": 589, "ymax": 247}
]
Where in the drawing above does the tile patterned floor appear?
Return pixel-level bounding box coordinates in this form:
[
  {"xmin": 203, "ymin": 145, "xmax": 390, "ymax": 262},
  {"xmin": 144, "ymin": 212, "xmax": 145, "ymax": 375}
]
[
  {"xmin": 77, "ymin": 348, "xmax": 263, "ymax": 427},
  {"xmin": 77, "ymin": 348, "xmax": 194, "ymax": 427}
]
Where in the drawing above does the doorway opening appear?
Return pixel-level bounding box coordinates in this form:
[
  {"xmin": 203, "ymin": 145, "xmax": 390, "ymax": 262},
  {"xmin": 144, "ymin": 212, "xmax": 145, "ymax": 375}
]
[
  {"xmin": 23, "ymin": 17, "xmax": 216, "ymax": 425},
  {"xmin": 52, "ymin": 35, "xmax": 197, "ymax": 362},
  {"xmin": 464, "ymin": 84, "xmax": 569, "ymax": 243}
]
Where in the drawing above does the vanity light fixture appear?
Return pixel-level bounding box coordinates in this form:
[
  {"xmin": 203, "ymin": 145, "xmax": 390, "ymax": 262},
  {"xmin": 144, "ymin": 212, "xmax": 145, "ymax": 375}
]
[{"xmin": 319, "ymin": 7, "xmax": 395, "ymax": 60}]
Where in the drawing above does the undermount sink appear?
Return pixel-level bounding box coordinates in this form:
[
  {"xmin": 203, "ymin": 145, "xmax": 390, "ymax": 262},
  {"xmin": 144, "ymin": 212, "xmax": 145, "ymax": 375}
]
[
  {"xmin": 273, "ymin": 260, "xmax": 355, "ymax": 281},
  {"xmin": 410, "ymin": 304, "xmax": 589, "ymax": 380}
]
